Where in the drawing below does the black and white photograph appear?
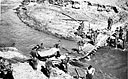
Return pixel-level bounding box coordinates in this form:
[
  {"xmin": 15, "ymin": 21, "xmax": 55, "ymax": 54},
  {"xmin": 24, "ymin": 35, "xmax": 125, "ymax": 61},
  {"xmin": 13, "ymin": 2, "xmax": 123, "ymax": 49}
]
[{"xmin": 0, "ymin": 0, "xmax": 128, "ymax": 79}]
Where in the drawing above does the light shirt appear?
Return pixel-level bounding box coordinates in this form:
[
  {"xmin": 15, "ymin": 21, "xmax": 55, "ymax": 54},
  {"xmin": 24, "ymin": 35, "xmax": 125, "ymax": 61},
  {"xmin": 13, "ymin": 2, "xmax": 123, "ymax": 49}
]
[
  {"xmin": 88, "ymin": 68, "xmax": 95, "ymax": 75},
  {"xmin": 85, "ymin": 67, "xmax": 95, "ymax": 75}
]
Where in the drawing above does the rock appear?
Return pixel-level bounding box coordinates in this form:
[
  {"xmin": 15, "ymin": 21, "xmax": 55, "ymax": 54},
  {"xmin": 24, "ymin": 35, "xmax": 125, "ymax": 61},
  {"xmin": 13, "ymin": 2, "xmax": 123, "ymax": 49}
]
[
  {"xmin": 0, "ymin": 47, "xmax": 27, "ymax": 59},
  {"xmin": 12, "ymin": 62, "xmax": 48, "ymax": 79},
  {"xmin": 12, "ymin": 62, "xmax": 73, "ymax": 79},
  {"xmin": 50, "ymin": 68, "xmax": 73, "ymax": 79}
]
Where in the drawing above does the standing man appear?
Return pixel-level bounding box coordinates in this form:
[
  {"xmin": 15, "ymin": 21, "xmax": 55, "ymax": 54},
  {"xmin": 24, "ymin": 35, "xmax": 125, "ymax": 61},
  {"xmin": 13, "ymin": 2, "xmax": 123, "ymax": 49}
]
[
  {"xmin": 121, "ymin": 27, "xmax": 127, "ymax": 51},
  {"xmin": 30, "ymin": 46, "xmax": 38, "ymax": 58},
  {"xmin": 77, "ymin": 39, "xmax": 85, "ymax": 52},
  {"xmin": 126, "ymin": 27, "xmax": 128, "ymax": 42},
  {"xmin": 40, "ymin": 43, "xmax": 45, "ymax": 49},
  {"xmin": 126, "ymin": 30, "xmax": 128, "ymax": 42},
  {"xmin": 119, "ymin": 27, "xmax": 123, "ymax": 39},
  {"xmin": 107, "ymin": 17, "xmax": 113, "ymax": 30},
  {"xmin": 54, "ymin": 40, "xmax": 61, "ymax": 48},
  {"xmin": 76, "ymin": 21, "xmax": 85, "ymax": 38},
  {"xmin": 115, "ymin": 27, "xmax": 119, "ymax": 49},
  {"xmin": 38, "ymin": 43, "xmax": 45, "ymax": 51},
  {"xmin": 79, "ymin": 21, "xmax": 84, "ymax": 37}
]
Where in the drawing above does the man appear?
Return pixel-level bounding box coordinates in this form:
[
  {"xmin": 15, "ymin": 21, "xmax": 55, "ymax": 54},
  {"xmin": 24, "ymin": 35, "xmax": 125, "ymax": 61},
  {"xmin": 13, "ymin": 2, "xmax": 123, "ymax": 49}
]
[
  {"xmin": 22, "ymin": 0, "xmax": 30, "ymax": 5},
  {"xmin": 30, "ymin": 46, "xmax": 39, "ymax": 58},
  {"xmin": 115, "ymin": 27, "xmax": 119, "ymax": 49},
  {"xmin": 119, "ymin": 27, "xmax": 123, "ymax": 39},
  {"xmin": 90, "ymin": 29, "xmax": 95, "ymax": 45},
  {"xmin": 29, "ymin": 45, "xmax": 39, "ymax": 70},
  {"xmin": 115, "ymin": 27, "xmax": 125, "ymax": 50},
  {"xmin": 126, "ymin": 30, "xmax": 128, "ymax": 42},
  {"xmin": 29, "ymin": 57, "xmax": 38, "ymax": 70},
  {"xmin": 76, "ymin": 21, "xmax": 85, "ymax": 38},
  {"xmin": 77, "ymin": 39, "xmax": 85, "ymax": 52},
  {"xmin": 85, "ymin": 65, "xmax": 95, "ymax": 79},
  {"xmin": 54, "ymin": 40, "xmax": 61, "ymax": 48},
  {"xmin": 37, "ymin": 43, "xmax": 45, "ymax": 51},
  {"xmin": 93, "ymin": 30, "xmax": 98, "ymax": 45},
  {"xmin": 40, "ymin": 59, "xmax": 52, "ymax": 78},
  {"xmin": 60, "ymin": 54, "xmax": 69, "ymax": 73},
  {"xmin": 3, "ymin": 60, "xmax": 14, "ymax": 79},
  {"xmin": 86, "ymin": 29, "xmax": 94, "ymax": 45},
  {"xmin": 40, "ymin": 43, "xmax": 45, "ymax": 49},
  {"xmin": 107, "ymin": 17, "xmax": 113, "ymax": 30},
  {"xmin": 14, "ymin": 5, "xmax": 22, "ymax": 13},
  {"xmin": 54, "ymin": 54, "xmax": 69, "ymax": 73},
  {"xmin": 80, "ymin": 21, "xmax": 84, "ymax": 32},
  {"xmin": 121, "ymin": 29, "xmax": 127, "ymax": 51},
  {"xmin": 0, "ymin": 57, "xmax": 4, "ymax": 78}
]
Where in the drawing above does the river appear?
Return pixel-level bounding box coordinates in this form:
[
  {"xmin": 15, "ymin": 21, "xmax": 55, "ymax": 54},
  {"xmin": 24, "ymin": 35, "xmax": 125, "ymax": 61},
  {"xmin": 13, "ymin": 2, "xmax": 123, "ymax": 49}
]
[{"xmin": 0, "ymin": 3, "xmax": 77, "ymax": 56}]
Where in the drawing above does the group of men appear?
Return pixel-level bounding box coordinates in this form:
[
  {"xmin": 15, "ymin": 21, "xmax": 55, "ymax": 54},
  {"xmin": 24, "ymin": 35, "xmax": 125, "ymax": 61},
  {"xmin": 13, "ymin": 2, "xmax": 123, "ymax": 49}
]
[
  {"xmin": 29, "ymin": 40, "xmax": 70, "ymax": 78},
  {"xmin": 107, "ymin": 16, "xmax": 127, "ymax": 50},
  {"xmin": 76, "ymin": 19, "xmax": 127, "ymax": 52},
  {"xmin": 75, "ymin": 21, "xmax": 98, "ymax": 52},
  {"xmin": 29, "ymin": 40, "xmax": 96, "ymax": 79},
  {"xmin": 107, "ymin": 26, "xmax": 126, "ymax": 50}
]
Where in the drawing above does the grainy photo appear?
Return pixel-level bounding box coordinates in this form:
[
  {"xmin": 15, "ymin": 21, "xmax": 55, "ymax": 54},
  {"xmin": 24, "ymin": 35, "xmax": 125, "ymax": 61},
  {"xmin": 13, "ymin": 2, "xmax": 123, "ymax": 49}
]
[{"xmin": 0, "ymin": 0, "xmax": 128, "ymax": 79}]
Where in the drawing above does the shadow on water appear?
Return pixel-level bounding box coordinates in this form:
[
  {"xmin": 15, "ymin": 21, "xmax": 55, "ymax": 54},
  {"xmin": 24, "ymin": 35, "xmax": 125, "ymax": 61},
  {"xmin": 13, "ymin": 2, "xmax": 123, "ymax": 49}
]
[{"xmin": 91, "ymin": 46, "xmax": 127, "ymax": 79}]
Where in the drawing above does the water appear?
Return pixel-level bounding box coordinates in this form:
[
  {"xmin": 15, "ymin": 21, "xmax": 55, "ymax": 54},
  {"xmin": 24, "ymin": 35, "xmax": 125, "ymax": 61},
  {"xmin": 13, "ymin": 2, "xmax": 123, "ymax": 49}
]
[{"xmin": 0, "ymin": 5, "xmax": 77, "ymax": 56}]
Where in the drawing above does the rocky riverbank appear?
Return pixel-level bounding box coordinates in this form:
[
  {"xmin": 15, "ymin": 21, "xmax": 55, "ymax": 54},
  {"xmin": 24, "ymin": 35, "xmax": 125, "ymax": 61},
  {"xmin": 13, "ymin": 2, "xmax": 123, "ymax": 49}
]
[{"xmin": 15, "ymin": 0, "xmax": 128, "ymax": 41}]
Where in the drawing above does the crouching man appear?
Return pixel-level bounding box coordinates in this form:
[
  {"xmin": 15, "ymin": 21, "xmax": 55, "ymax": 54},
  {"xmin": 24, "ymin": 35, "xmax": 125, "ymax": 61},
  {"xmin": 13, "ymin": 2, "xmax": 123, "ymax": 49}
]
[
  {"xmin": 58, "ymin": 55, "xmax": 69, "ymax": 73},
  {"xmin": 51, "ymin": 53, "xmax": 70, "ymax": 73},
  {"xmin": 41, "ymin": 59, "xmax": 53, "ymax": 78}
]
